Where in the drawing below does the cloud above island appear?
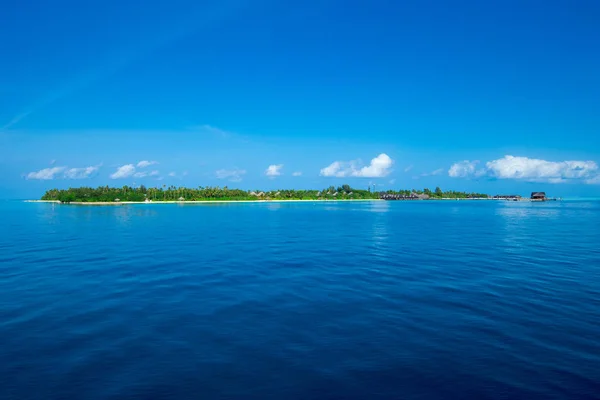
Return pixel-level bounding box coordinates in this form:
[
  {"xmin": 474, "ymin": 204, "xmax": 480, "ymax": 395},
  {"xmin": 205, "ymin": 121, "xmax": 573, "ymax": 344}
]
[
  {"xmin": 27, "ymin": 165, "xmax": 100, "ymax": 180},
  {"xmin": 26, "ymin": 166, "xmax": 66, "ymax": 180},
  {"xmin": 137, "ymin": 160, "xmax": 158, "ymax": 168},
  {"xmin": 215, "ymin": 168, "xmax": 246, "ymax": 182},
  {"xmin": 110, "ymin": 164, "xmax": 136, "ymax": 179},
  {"xmin": 320, "ymin": 153, "xmax": 393, "ymax": 178},
  {"xmin": 133, "ymin": 170, "xmax": 159, "ymax": 178},
  {"xmin": 25, "ymin": 152, "xmax": 599, "ymax": 188},
  {"xmin": 110, "ymin": 160, "xmax": 162, "ymax": 179},
  {"xmin": 449, "ymin": 155, "xmax": 600, "ymax": 184},
  {"xmin": 448, "ymin": 160, "xmax": 482, "ymax": 178},
  {"xmin": 265, "ymin": 164, "xmax": 283, "ymax": 178},
  {"xmin": 64, "ymin": 165, "xmax": 100, "ymax": 179}
]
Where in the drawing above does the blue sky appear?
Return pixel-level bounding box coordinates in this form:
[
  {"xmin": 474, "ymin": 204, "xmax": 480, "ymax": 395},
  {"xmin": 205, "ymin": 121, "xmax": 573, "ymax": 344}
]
[{"xmin": 1, "ymin": 0, "xmax": 600, "ymax": 198}]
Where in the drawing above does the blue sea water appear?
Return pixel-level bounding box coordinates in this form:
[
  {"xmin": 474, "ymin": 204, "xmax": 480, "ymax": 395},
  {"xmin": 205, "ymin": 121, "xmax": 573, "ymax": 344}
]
[{"xmin": 1, "ymin": 200, "xmax": 600, "ymax": 400}]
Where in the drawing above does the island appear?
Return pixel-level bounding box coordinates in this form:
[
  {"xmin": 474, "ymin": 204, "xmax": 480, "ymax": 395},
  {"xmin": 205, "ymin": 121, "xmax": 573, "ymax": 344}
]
[{"xmin": 38, "ymin": 185, "xmax": 491, "ymax": 204}]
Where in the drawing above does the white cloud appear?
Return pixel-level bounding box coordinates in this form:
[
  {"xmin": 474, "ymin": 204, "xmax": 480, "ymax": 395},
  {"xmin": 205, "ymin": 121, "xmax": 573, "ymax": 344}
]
[
  {"xmin": 449, "ymin": 155, "xmax": 600, "ymax": 184},
  {"xmin": 215, "ymin": 168, "xmax": 246, "ymax": 182},
  {"xmin": 292, "ymin": 171, "xmax": 302, "ymax": 177},
  {"xmin": 320, "ymin": 153, "xmax": 393, "ymax": 178},
  {"xmin": 357, "ymin": 154, "xmax": 393, "ymax": 177},
  {"xmin": 64, "ymin": 166, "xmax": 100, "ymax": 179},
  {"xmin": 404, "ymin": 165, "xmax": 413, "ymax": 172},
  {"xmin": 389, "ymin": 179, "xmax": 396, "ymax": 184},
  {"xmin": 137, "ymin": 160, "xmax": 158, "ymax": 168},
  {"xmin": 26, "ymin": 166, "xmax": 65, "ymax": 180},
  {"xmin": 585, "ymin": 176, "xmax": 600, "ymax": 185},
  {"xmin": 168, "ymin": 172, "xmax": 176, "ymax": 177},
  {"xmin": 448, "ymin": 160, "xmax": 481, "ymax": 178},
  {"xmin": 486, "ymin": 156, "xmax": 597, "ymax": 181},
  {"xmin": 110, "ymin": 164, "xmax": 136, "ymax": 179},
  {"xmin": 27, "ymin": 164, "xmax": 100, "ymax": 180},
  {"xmin": 320, "ymin": 161, "xmax": 346, "ymax": 177},
  {"xmin": 111, "ymin": 163, "xmax": 159, "ymax": 179},
  {"xmin": 265, "ymin": 164, "xmax": 283, "ymax": 177}
]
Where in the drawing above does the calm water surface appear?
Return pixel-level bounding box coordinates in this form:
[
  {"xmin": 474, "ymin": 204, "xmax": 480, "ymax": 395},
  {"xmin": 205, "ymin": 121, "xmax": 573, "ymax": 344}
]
[{"xmin": 1, "ymin": 200, "xmax": 599, "ymax": 399}]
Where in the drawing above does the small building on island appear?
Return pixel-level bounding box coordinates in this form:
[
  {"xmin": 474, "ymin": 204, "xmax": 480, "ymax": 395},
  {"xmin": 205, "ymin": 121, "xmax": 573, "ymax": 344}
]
[
  {"xmin": 531, "ymin": 192, "xmax": 546, "ymax": 201},
  {"xmin": 379, "ymin": 192, "xmax": 429, "ymax": 200}
]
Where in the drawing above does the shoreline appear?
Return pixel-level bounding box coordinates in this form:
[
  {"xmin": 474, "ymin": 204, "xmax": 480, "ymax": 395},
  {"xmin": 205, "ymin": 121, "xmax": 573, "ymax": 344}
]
[
  {"xmin": 25, "ymin": 199, "xmax": 384, "ymax": 205},
  {"xmin": 25, "ymin": 198, "xmax": 557, "ymax": 205}
]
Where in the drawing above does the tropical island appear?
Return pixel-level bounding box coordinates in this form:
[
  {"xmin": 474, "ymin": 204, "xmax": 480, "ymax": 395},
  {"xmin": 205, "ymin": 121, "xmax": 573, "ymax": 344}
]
[{"xmin": 39, "ymin": 185, "xmax": 491, "ymax": 204}]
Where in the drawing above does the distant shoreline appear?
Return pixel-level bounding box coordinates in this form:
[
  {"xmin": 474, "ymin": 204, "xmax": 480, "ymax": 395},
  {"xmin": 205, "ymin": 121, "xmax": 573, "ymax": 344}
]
[
  {"xmin": 25, "ymin": 199, "xmax": 383, "ymax": 205},
  {"xmin": 25, "ymin": 198, "xmax": 553, "ymax": 205}
]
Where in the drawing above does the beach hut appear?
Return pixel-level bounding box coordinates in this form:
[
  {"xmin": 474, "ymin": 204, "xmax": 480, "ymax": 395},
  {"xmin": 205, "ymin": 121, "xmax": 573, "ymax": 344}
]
[
  {"xmin": 114, "ymin": 198, "xmax": 120, "ymax": 202},
  {"xmin": 531, "ymin": 192, "xmax": 546, "ymax": 201},
  {"xmin": 178, "ymin": 197, "xmax": 185, "ymax": 202}
]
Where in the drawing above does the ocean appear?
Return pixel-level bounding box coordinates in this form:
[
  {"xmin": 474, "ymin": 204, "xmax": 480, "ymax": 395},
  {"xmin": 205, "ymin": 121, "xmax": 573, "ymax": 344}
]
[{"xmin": 1, "ymin": 200, "xmax": 599, "ymax": 399}]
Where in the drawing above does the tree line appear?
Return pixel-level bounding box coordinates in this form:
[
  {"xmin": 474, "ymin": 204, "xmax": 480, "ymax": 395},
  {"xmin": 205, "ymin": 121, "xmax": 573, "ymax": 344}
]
[
  {"xmin": 41, "ymin": 185, "xmax": 489, "ymax": 203},
  {"xmin": 383, "ymin": 187, "xmax": 489, "ymax": 199}
]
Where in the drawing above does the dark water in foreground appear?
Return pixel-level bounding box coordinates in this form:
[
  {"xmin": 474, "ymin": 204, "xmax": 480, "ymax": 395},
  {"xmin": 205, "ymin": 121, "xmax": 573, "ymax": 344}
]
[{"xmin": 1, "ymin": 200, "xmax": 600, "ymax": 399}]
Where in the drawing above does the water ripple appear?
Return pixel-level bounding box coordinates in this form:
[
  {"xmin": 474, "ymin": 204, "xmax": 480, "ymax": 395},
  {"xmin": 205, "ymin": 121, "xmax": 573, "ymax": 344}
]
[{"xmin": 1, "ymin": 200, "xmax": 599, "ymax": 399}]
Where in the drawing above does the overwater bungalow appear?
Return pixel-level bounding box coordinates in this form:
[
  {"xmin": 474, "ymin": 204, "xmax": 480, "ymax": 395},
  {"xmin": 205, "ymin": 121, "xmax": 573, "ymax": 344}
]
[
  {"xmin": 531, "ymin": 192, "xmax": 546, "ymax": 201},
  {"xmin": 379, "ymin": 192, "xmax": 427, "ymax": 200}
]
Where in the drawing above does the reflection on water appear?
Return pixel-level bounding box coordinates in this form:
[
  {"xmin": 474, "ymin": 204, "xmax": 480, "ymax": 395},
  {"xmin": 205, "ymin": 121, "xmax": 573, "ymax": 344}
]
[
  {"xmin": 112, "ymin": 205, "xmax": 159, "ymax": 224},
  {"xmin": 367, "ymin": 200, "xmax": 391, "ymax": 213},
  {"xmin": 370, "ymin": 216, "xmax": 389, "ymax": 255},
  {"xmin": 36, "ymin": 202, "xmax": 59, "ymax": 225},
  {"xmin": 495, "ymin": 202, "xmax": 561, "ymax": 220},
  {"xmin": 265, "ymin": 202, "xmax": 282, "ymax": 211}
]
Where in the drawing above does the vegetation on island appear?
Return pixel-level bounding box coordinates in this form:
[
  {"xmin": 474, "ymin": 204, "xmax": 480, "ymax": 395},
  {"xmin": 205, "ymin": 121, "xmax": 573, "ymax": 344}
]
[{"xmin": 41, "ymin": 185, "xmax": 489, "ymax": 203}]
